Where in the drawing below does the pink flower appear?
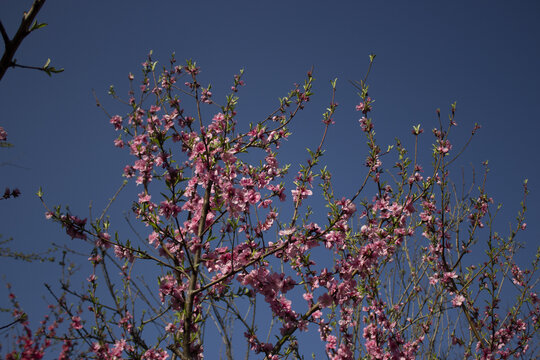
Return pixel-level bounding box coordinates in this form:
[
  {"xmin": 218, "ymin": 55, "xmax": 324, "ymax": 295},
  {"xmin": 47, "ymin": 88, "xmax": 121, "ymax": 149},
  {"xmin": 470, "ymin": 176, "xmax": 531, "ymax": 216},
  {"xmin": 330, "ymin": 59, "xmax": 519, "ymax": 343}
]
[
  {"xmin": 512, "ymin": 264, "xmax": 525, "ymax": 286},
  {"xmin": 88, "ymin": 254, "xmax": 102, "ymax": 263},
  {"xmin": 110, "ymin": 115, "xmax": 123, "ymax": 130},
  {"xmin": 114, "ymin": 245, "xmax": 134, "ymax": 262},
  {"xmin": 358, "ymin": 116, "xmax": 372, "ymax": 132},
  {"xmin": 365, "ymin": 339, "xmax": 383, "ymax": 358},
  {"xmin": 118, "ymin": 311, "xmax": 133, "ymax": 331},
  {"xmin": 60, "ymin": 214, "xmax": 87, "ymax": 240},
  {"xmin": 279, "ymin": 227, "xmax": 296, "ymax": 236},
  {"xmin": 159, "ymin": 200, "xmax": 181, "ymax": 220},
  {"xmin": 325, "ymin": 335, "xmax": 337, "ymax": 351},
  {"xmin": 70, "ymin": 316, "xmax": 83, "ymax": 330},
  {"xmin": 138, "ymin": 192, "xmax": 152, "ymax": 203},
  {"xmin": 356, "ymin": 97, "xmax": 372, "ymax": 113},
  {"xmin": 111, "ymin": 339, "xmax": 130, "ymax": 357},
  {"xmin": 452, "ymin": 294, "xmax": 466, "ymax": 307},
  {"xmin": 148, "ymin": 231, "xmax": 160, "ymax": 248},
  {"xmin": 318, "ymin": 293, "xmax": 333, "ymax": 308},
  {"xmin": 442, "ymin": 271, "xmax": 457, "ymax": 283},
  {"xmin": 124, "ymin": 165, "xmax": 135, "ymax": 178},
  {"xmin": 95, "ymin": 232, "xmax": 111, "ymax": 248},
  {"xmin": 312, "ymin": 310, "xmax": 322, "ymax": 319},
  {"xmin": 221, "ymin": 151, "xmax": 237, "ymax": 164},
  {"xmin": 142, "ymin": 348, "xmax": 169, "ymax": 360},
  {"xmin": 0, "ymin": 126, "xmax": 7, "ymax": 141},
  {"xmin": 291, "ymin": 187, "xmax": 312, "ymax": 202},
  {"xmin": 436, "ymin": 139, "xmax": 452, "ymax": 154}
]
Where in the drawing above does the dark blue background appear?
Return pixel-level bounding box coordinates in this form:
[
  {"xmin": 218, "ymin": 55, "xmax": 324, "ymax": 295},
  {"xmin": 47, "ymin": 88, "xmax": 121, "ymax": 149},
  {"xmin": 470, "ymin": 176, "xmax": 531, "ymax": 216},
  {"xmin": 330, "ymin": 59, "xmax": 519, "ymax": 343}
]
[{"xmin": 1, "ymin": 0, "xmax": 539, "ymax": 357}]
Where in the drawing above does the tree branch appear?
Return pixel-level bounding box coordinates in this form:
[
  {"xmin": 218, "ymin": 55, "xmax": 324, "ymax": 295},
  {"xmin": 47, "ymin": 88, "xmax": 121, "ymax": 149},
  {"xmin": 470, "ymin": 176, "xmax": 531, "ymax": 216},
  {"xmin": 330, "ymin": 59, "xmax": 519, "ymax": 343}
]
[
  {"xmin": 0, "ymin": 0, "xmax": 47, "ymax": 81},
  {"xmin": 0, "ymin": 21, "xmax": 10, "ymax": 45}
]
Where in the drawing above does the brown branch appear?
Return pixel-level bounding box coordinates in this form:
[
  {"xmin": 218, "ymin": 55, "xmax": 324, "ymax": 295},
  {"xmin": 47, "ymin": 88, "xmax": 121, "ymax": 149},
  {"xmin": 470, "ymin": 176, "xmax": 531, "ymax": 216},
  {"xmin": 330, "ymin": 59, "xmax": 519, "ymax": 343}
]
[
  {"xmin": 0, "ymin": 314, "xmax": 26, "ymax": 330},
  {"xmin": 266, "ymin": 302, "xmax": 321, "ymax": 358},
  {"xmin": 0, "ymin": 0, "xmax": 47, "ymax": 81},
  {"xmin": 182, "ymin": 180, "xmax": 213, "ymax": 359},
  {"xmin": 0, "ymin": 22, "xmax": 9, "ymax": 45}
]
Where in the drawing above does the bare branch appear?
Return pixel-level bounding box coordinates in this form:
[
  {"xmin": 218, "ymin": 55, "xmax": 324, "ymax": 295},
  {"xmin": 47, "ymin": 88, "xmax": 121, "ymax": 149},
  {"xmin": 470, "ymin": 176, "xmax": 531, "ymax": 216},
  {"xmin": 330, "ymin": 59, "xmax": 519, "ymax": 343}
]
[
  {"xmin": 0, "ymin": 0, "xmax": 53, "ymax": 81},
  {"xmin": 0, "ymin": 21, "xmax": 9, "ymax": 45}
]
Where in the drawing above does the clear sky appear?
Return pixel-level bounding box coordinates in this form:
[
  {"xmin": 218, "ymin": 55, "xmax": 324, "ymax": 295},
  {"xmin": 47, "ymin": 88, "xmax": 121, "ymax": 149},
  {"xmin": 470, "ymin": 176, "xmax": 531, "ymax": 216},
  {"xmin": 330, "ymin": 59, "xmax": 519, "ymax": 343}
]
[{"xmin": 1, "ymin": 0, "xmax": 539, "ymax": 357}]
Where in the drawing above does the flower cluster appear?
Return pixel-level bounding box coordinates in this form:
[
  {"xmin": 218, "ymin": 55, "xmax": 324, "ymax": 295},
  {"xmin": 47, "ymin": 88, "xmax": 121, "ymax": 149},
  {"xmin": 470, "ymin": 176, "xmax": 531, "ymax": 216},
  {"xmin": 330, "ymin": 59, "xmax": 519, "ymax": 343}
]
[{"xmin": 8, "ymin": 54, "xmax": 536, "ymax": 360}]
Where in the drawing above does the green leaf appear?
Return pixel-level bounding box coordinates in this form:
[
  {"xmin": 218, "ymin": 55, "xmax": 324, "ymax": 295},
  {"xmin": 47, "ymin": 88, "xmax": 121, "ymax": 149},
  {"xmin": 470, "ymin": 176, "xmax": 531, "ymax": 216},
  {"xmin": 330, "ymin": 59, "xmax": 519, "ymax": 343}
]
[
  {"xmin": 30, "ymin": 21, "xmax": 48, "ymax": 31},
  {"xmin": 49, "ymin": 67, "xmax": 64, "ymax": 74}
]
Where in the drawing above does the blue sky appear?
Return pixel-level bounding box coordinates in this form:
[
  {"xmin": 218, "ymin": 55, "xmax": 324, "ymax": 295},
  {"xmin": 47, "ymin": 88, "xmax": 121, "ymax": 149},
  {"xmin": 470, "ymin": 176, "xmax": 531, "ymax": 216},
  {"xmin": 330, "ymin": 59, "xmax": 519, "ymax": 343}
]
[{"xmin": 1, "ymin": 0, "xmax": 539, "ymax": 357}]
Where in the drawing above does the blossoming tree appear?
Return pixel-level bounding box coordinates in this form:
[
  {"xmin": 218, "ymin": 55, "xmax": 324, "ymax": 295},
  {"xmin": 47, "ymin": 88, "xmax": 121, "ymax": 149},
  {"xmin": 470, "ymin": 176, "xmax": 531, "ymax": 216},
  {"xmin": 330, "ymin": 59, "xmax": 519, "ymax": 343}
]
[{"xmin": 2, "ymin": 53, "xmax": 539, "ymax": 359}]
